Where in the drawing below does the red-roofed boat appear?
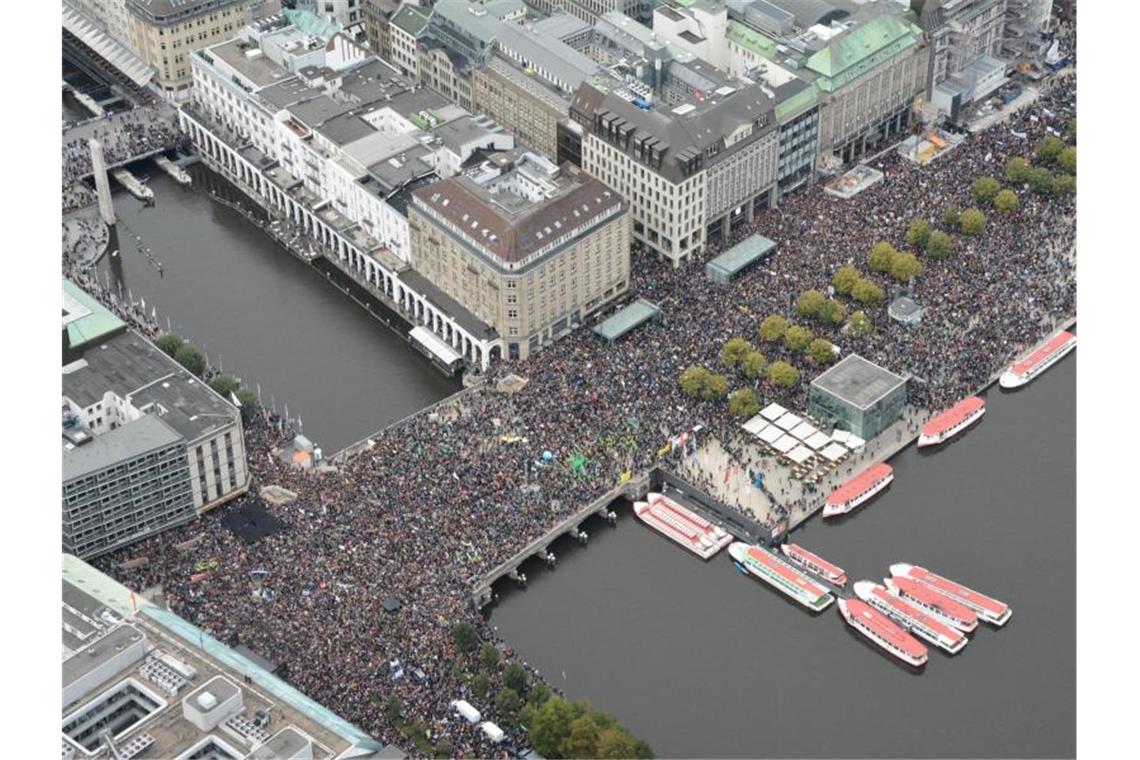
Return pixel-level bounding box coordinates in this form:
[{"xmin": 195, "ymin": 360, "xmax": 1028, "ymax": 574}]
[
  {"xmin": 779, "ymin": 543, "xmax": 847, "ymax": 586},
  {"xmin": 891, "ymin": 563, "xmax": 1012, "ymax": 626},
  {"xmin": 918, "ymin": 397, "xmax": 985, "ymax": 448},
  {"xmin": 854, "ymin": 581, "xmax": 968, "ymax": 654},
  {"xmin": 635, "ymin": 493, "xmax": 732, "ymax": 559},
  {"xmin": 999, "ymin": 330, "xmax": 1075, "ymax": 388},
  {"xmin": 838, "ymin": 598, "xmax": 928, "ymax": 667},
  {"xmin": 885, "ymin": 576, "xmax": 978, "ymax": 632},
  {"xmin": 823, "ymin": 463, "xmax": 893, "ymax": 518}
]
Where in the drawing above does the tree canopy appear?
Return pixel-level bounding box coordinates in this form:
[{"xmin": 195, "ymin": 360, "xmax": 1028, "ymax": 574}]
[
  {"xmin": 926, "ymin": 230, "xmax": 955, "ymax": 260},
  {"xmin": 1036, "ymin": 135, "xmax": 1065, "ymax": 163},
  {"xmin": 794, "ymin": 289, "xmax": 828, "ymax": 319},
  {"xmin": 759, "ymin": 314, "xmax": 790, "ymax": 343},
  {"xmin": 1057, "ymin": 146, "xmax": 1076, "ymax": 174},
  {"xmin": 452, "ymin": 621, "xmax": 478, "ymax": 653},
  {"xmin": 959, "ymin": 207, "xmax": 987, "ymax": 235},
  {"xmin": 889, "ymin": 251, "xmax": 923, "ymax": 283},
  {"xmin": 847, "ymin": 310, "xmax": 873, "ymax": 337},
  {"xmin": 155, "ymin": 333, "xmax": 183, "ymax": 358},
  {"xmin": 1005, "ymin": 156, "xmax": 1032, "ymax": 184},
  {"xmin": 529, "ymin": 699, "xmax": 650, "ymax": 759},
  {"xmin": 728, "ymin": 388, "xmax": 761, "ymax": 419},
  {"xmin": 209, "ymin": 374, "xmax": 238, "ymax": 398},
  {"xmin": 720, "ymin": 337, "xmax": 753, "ymax": 368},
  {"xmin": 818, "ymin": 299, "xmax": 847, "ymax": 325},
  {"xmin": 766, "ymin": 361, "xmax": 799, "ymax": 388},
  {"xmin": 504, "ymin": 662, "xmax": 528, "ymax": 694},
  {"xmin": 994, "ymin": 188, "xmax": 1019, "ymax": 214},
  {"xmin": 783, "ymin": 325, "xmax": 813, "ymax": 352},
  {"xmin": 1055, "ymin": 174, "xmax": 1076, "ymax": 194},
  {"xmin": 851, "ymin": 277, "xmax": 885, "ymax": 304},
  {"xmin": 971, "ymin": 176, "xmax": 1001, "ymax": 205},
  {"xmin": 868, "ymin": 241, "xmax": 897, "ymax": 273},
  {"xmin": 808, "ymin": 338, "xmax": 835, "ymax": 364},
  {"xmin": 174, "ymin": 344, "xmax": 206, "ymax": 376},
  {"xmin": 495, "ymin": 687, "xmax": 522, "ymax": 726},
  {"xmin": 740, "ymin": 350, "xmax": 767, "ymax": 379},
  {"xmin": 941, "ymin": 205, "xmax": 961, "ymax": 230},
  {"xmin": 906, "ymin": 218, "xmax": 931, "ymax": 249},
  {"xmin": 480, "ymin": 643, "xmax": 501, "ymax": 670},
  {"xmin": 1027, "ymin": 166, "xmax": 1055, "ymax": 194},
  {"xmin": 832, "ymin": 264, "xmax": 861, "ymax": 295},
  {"xmin": 235, "ymin": 387, "xmax": 258, "ymax": 424},
  {"xmin": 679, "ymin": 366, "xmax": 728, "ymax": 400}
]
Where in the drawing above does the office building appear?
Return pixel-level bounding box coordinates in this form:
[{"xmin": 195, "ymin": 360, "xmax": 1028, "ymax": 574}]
[{"xmin": 808, "ymin": 354, "xmax": 908, "ymax": 439}]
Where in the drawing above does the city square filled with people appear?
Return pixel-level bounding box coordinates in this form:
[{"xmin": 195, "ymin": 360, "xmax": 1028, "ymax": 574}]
[{"xmin": 76, "ymin": 48, "xmax": 1077, "ymax": 757}]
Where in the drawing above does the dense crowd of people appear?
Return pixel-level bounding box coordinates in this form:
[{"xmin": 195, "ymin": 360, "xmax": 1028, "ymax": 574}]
[
  {"xmin": 62, "ymin": 105, "xmax": 181, "ymax": 182},
  {"xmin": 89, "ymin": 56, "xmax": 1075, "ymax": 756}
]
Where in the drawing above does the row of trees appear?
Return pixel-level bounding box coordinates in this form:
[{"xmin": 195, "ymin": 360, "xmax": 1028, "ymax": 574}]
[
  {"xmin": 155, "ymin": 333, "xmax": 258, "ymax": 422},
  {"xmin": 970, "ymin": 176, "xmax": 1020, "ymax": 214},
  {"xmin": 832, "ymin": 263, "xmax": 886, "ymax": 304},
  {"xmin": 1004, "ymin": 136, "xmax": 1076, "ymax": 197},
  {"xmin": 867, "ymin": 241, "xmax": 924, "ymax": 282},
  {"xmin": 448, "ymin": 623, "xmax": 651, "ymax": 758},
  {"xmin": 794, "ymin": 289, "xmax": 847, "ymax": 325},
  {"xmin": 906, "ymin": 218, "xmax": 958, "ymax": 258}
]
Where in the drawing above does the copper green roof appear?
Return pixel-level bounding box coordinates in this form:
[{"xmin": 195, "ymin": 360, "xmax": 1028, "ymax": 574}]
[
  {"xmin": 775, "ymin": 84, "xmax": 819, "ymax": 124},
  {"xmin": 726, "ymin": 20, "xmax": 778, "ymax": 60},
  {"xmin": 63, "ymin": 279, "xmax": 125, "ymax": 348},
  {"xmin": 806, "ymin": 15, "xmax": 921, "ymax": 92}
]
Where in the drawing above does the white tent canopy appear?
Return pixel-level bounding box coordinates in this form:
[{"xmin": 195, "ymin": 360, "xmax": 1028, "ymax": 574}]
[
  {"xmin": 742, "ymin": 415, "xmax": 768, "ymax": 436},
  {"xmin": 774, "ymin": 412, "xmax": 802, "ymax": 431},
  {"xmin": 831, "ymin": 430, "xmax": 851, "ymax": 445},
  {"xmin": 760, "ymin": 402, "xmax": 787, "ymax": 421},
  {"xmin": 846, "ymin": 435, "xmax": 866, "ymax": 449},
  {"xmin": 789, "ymin": 421, "xmax": 819, "ymax": 440},
  {"xmin": 804, "ymin": 431, "xmax": 832, "ymax": 450},
  {"xmin": 759, "ymin": 425, "xmax": 785, "ymax": 445},
  {"xmin": 819, "ymin": 442, "xmax": 849, "ymax": 462},
  {"xmin": 773, "ymin": 434, "xmax": 798, "ymax": 453},
  {"xmin": 787, "ymin": 445, "xmax": 814, "ymax": 464}
]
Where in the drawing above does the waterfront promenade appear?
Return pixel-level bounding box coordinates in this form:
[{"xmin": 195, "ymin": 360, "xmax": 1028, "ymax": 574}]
[{"xmin": 89, "ymin": 52, "xmax": 1077, "ymax": 759}]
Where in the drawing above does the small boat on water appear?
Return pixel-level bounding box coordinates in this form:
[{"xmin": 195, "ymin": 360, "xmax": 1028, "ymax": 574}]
[
  {"xmin": 838, "ymin": 598, "xmax": 928, "ymax": 667},
  {"xmin": 854, "ymin": 581, "xmax": 968, "ymax": 654},
  {"xmin": 999, "ymin": 330, "xmax": 1076, "ymax": 389},
  {"xmin": 891, "ymin": 563, "xmax": 1012, "ymax": 626},
  {"xmin": 779, "ymin": 543, "xmax": 847, "ymax": 586},
  {"xmin": 918, "ymin": 397, "xmax": 985, "ymax": 448},
  {"xmin": 885, "ymin": 576, "xmax": 979, "ymax": 632},
  {"xmin": 823, "ymin": 463, "xmax": 893, "ymax": 518},
  {"xmin": 729, "ymin": 542, "xmax": 834, "ymax": 612},
  {"xmin": 635, "ymin": 493, "xmax": 732, "ymax": 559}
]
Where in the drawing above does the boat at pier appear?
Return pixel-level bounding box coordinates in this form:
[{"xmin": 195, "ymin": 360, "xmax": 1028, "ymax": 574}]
[
  {"xmin": 728, "ymin": 542, "xmax": 834, "ymax": 612},
  {"xmin": 918, "ymin": 397, "xmax": 986, "ymax": 447},
  {"xmin": 885, "ymin": 576, "xmax": 978, "ymax": 632},
  {"xmin": 837, "ymin": 598, "xmax": 928, "ymax": 667},
  {"xmin": 854, "ymin": 581, "xmax": 968, "ymax": 654},
  {"xmin": 823, "ymin": 463, "xmax": 893, "ymax": 518},
  {"xmin": 999, "ymin": 330, "xmax": 1076, "ymax": 388},
  {"xmin": 636, "ymin": 493, "xmax": 732, "ymax": 559},
  {"xmin": 891, "ymin": 563, "xmax": 1012, "ymax": 626},
  {"xmin": 779, "ymin": 543, "xmax": 847, "ymax": 586}
]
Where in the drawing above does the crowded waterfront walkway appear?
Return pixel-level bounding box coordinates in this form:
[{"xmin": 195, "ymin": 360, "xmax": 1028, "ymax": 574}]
[
  {"xmin": 83, "ymin": 51, "xmax": 1077, "ymax": 756},
  {"xmin": 62, "ymin": 103, "xmax": 181, "ymax": 182}
]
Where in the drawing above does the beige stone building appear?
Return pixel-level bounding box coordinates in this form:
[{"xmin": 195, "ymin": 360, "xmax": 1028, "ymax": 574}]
[
  {"xmin": 409, "ymin": 152, "xmax": 631, "ymax": 361},
  {"xmin": 471, "ymin": 56, "xmax": 569, "ymax": 160},
  {"xmin": 126, "ymin": 0, "xmax": 250, "ymax": 99}
]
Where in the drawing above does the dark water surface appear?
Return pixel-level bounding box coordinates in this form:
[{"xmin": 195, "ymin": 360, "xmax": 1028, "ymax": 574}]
[
  {"xmin": 488, "ymin": 356, "xmax": 1075, "ymax": 758},
  {"xmin": 94, "ymin": 166, "xmax": 458, "ymax": 451}
]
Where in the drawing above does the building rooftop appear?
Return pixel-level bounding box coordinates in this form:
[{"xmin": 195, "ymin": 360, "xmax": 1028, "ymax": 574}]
[
  {"xmin": 805, "ymin": 13, "xmax": 922, "ymax": 91},
  {"xmin": 705, "ymin": 233, "xmax": 777, "ymax": 280},
  {"xmin": 412, "ymin": 155, "xmax": 624, "ymax": 265},
  {"xmin": 389, "ymin": 3, "xmax": 431, "ymax": 36},
  {"xmin": 593, "ymin": 298, "xmax": 662, "ymax": 342},
  {"xmin": 532, "ymin": 10, "xmax": 591, "ymax": 41},
  {"xmin": 206, "ymin": 38, "xmax": 294, "ymax": 89},
  {"xmin": 63, "ymin": 412, "xmax": 184, "ymax": 482},
  {"xmin": 495, "ymin": 20, "xmax": 602, "ymax": 92},
  {"xmin": 62, "ymin": 329, "xmax": 239, "ymax": 442},
  {"xmin": 810, "ymin": 353, "xmax": 907, "ymax": 409},
  {"xmin": 63, "ymin": 279, "xmax": 126, "ymax": 350},
  {"xmin": 61, "ymin": 555, "xmax": 389, "ymax": 760}
]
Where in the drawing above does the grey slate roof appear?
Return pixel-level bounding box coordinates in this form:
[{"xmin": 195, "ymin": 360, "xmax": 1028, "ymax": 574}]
[{"xmin": 63, "ymin": 413, "xmax": 183, "ymax": 482}]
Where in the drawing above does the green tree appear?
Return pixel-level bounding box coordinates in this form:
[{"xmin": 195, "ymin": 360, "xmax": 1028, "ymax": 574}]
[
  {"xmin": 759, "ymin": 314, "xmax": 790, "ymax": 343},
  {"xmin": 471, "ymin": 673, "xmax": 490, "ymax": 700},
  {"xmin": 832, "ymin": 264, "xmax": 860, "ymax": 295},
  {"xmin": 847, "ymin": 310, "xmax": 873, "ymax": 337},
  {"xmin": 1057, "ymin": 146, "xmax": 1076, "ymax": 174},
  {"xmin": 926, "ymin": 230, "xmax": 955, "ymax": 260},
  {"xmin": 783, "ymin": 325, "xmax": 813, "ymax": 352},
  {"xmin": 728, "ymin": 388, "xmax": 761, "ymax": 419},
  {"xmin": 720, "ymin": 337, "xmax": 753, "ymax": 368},
  {"xmin": 433, "ymin": 739, "xmax": 453, "ymax": 759},
  {"xmin": 959, "ymin": 207, "xmax": 987, "ymax": 235},
  {"xmin": 794, "ymin": 289, "xmax": 827, "ymax": 319},
  {"xmin": 527, "ymin": 682, "xmax": 553, "ymax": 707},
  {"xmin": 234, "ymin": 387, "xmax": 258, "ymax": 424},
  {"xmin": 495, "ymin": 687, "xmax": 522, "ymax": 726},
  {"xmin": 851, "ymin": 278, "xmax": 885, "ymax": 304},
  {"xmin": 384, "ymin": 695, "xmax": 403, "ymax": 725},
  {"xmin": 596, "ymin": 727, "xmax": 642, "ymax": 759},
  {"xmin": 504, "ymin": 662, "xmax": 528, "ymax": 694},
  {"xmin": 971, "ymin": 176, "xmax": 1001, "ymax": 205},
  {"xmin": 868, "ymin": 241, "xmax": 897, "ymax": 273},
  {"xmin": 702, "ymin": 373, "xmax": 729, "ymax": 401},
  {"xmin": 808, "ymin": 338, "xmax": 835, "ymax": 364},
  {"xmin": 174, "ymin": 344, "xmax": 206, "ymax": 376},
  {"xmin": 1055, "ymin": 174, "xmax": 1076, "ymax": 194},
  {"xmin": 1036, "ymin": 135, "xmax": 1065, "ymax": 163},
  {"xmin": 209, "ymin": 374, "xmax": 238, "ymax": 398},
  {"xmin": 994, "ymin": 188, "xmax": 1019, "ymax": 214},
  {"xmin": 567, "ymin": 716, "xmax": 601, "ymax": 759},
  {"xmin": 452, "ymin": 621, "xmax": 478, "ymax": 653},
  {"xmin": 766, "ymin": 361, "xmax": 799, "ymax": 388},
  {"xmin": 1005, "ymin": 156, "xmax": 1032, "ymax": 184},
  {"xmin": 1027, "ymin": 166, "xmax": 1055, "ymax": 194},
  {"xmin": 889, "ymin": 251, "xmax": 923, "ymax": 283},
  {"xmin": 818, "ymin": 299, "xmax": 847, "ymax": 325},
  {"xmin": 941, "ymin": 205, "xmax": 961, "ymax": 230},
  {"xmin": 906, "ymin": 218, "xmax": 931, "ymax": 249},
  {"xmin": 531, "ymin": 699, "xmax": 575, "ymax": 758},
  {"xmin": 155, "ymin": 332, "xmax": 183, "ymax": 358},
  {"xmin": 480, "ymin": 643, "xmax": 501, "ymax": 670},
  {"xmin": 1066, "ymin": 118, "xmax": 1076, "ymax": 144},
  {"xmin": 679, "ymin": 365, "xmax": 711, "ymax": 399},
  {"xmin": 740, "ymin": 351, "xmax": 767, "ymax": 380}
]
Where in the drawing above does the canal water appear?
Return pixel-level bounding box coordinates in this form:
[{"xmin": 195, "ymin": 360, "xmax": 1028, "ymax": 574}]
[
  {"xmin": 93, "ymin": 165, "xmax": 459, "ymax": 452},
  {"xmin": 487, "ymin": 355, "xmax": 1075, "ymax": 758}
]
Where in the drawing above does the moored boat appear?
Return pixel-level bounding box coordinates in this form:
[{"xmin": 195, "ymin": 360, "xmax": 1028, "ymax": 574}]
[
  {"xmin": 779, "ymin": 543, "xmax": 847, "ymax": 586},
  {"xmin": 728, "ymin": 542, "xmax": 834, "ymax": 612},
  {"xmin": 823, "ymin": 463, "xmax": 893, "ymax": 518},
  {"xmin": 999, "ymin": 330, "xmax": 1076, "ymax": 388},
  {"xmin": 885, "ymin": 576, "xmax": 978, "ymax": 632},
  {"xmin": 838, "ymin": 598, "xmax": 928, "ymax": 667},
  {"xmin": 635, "ymin": 494, "xmax": 732, "ymax": 560},
  {"xmin": 918, "ymin": 397, "xmax": 986, "ymax": 447},
  {"xmin": 891, "ymin": 563, "xmax": 1012, "ymax": 626},
  {"xmin": 854, "ymin": 581, "xmax": 968, "ymax": 654}
]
